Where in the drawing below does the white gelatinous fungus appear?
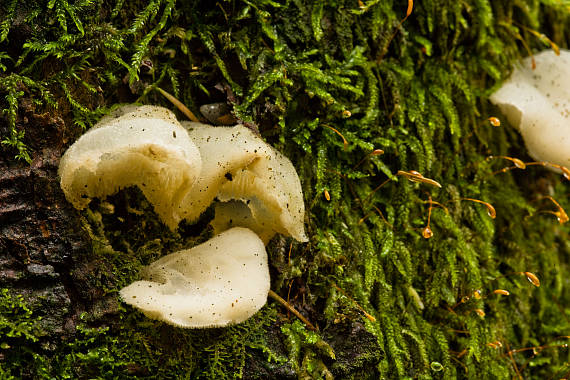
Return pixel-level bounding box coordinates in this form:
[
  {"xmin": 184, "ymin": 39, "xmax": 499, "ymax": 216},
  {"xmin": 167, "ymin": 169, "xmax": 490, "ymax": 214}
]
[
  {"xmin": 119, "ymin": 227, "xmax": 269, "ymax": 328},
  {"xmin": 59, "ymin": 105, "xmax": 202, "ymax": 229},
  {"xmin": 489, "ymin": 49, "xmax": 570, "ymax": 169},
  {"xmin": 180, "ymin": 122, "xmax": 308, "ymax": 242},
  {"xmin": 59, "ymin": 105, "xmax": 310, "ymax": 328}
]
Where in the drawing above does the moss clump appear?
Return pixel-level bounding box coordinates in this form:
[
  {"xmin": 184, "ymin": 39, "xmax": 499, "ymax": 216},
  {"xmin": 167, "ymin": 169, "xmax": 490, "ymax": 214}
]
[
  {"xmin": 1, "ymin": 0, "xmax": 570, "ymax": 378},
  {"xmin": 0, "ymin": 289, "xmax": 39, "ymax": 378},
  {"xmin": 0, "ymin": 295, "xmax": 282, "ymax": 379}
]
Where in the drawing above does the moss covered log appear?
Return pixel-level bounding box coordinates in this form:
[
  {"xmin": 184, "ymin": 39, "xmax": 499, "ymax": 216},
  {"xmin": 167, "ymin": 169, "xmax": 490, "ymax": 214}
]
[{"xmin": 1, "ymin": 0, "xmax": 569, "ymax": 378}]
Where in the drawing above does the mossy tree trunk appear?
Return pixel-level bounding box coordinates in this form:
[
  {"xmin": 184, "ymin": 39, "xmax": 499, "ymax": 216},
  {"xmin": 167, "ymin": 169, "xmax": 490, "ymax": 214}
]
[{"xmin": 1, "ymin": 1, "xmax": 569, "ymax": 379}]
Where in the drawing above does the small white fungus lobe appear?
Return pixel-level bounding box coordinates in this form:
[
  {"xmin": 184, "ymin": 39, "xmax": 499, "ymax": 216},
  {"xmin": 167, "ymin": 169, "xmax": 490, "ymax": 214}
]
[
  {"xmin": 58, "ymin": 105, "xmax": 202, "ymax": 229},
  {"xmin": 119, "ymin": 227, "xmax": 270, "ymax": 328},
  {"xmin": 59, "ymin": 106, "xmax": 307, "ymax": 241},
  {"xmin": 489, "ymin": 49, "xmax": 570, "ymax": 169},
  {"xmin": 181, "ymin": 122, "xmax": 308, "ymax": 242}
]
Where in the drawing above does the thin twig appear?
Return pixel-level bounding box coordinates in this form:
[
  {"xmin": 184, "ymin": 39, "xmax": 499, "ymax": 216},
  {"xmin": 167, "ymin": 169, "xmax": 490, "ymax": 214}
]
[
  {"xmin": 156, "ymin": 87, "xmax": 200, "ymax": 122},
  {"xmin": 268, "ymin": 289, "xmax": 316, "ymax": 330}
]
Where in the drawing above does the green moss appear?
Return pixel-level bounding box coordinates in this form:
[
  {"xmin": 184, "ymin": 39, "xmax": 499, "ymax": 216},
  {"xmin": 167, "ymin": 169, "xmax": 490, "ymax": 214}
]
[
  {"xmin": 0, "ymin": 288, "xmax": 39, "ymax": 342},
  {"xmin": 0, "ymin": 289, "xmax": 40, "ymax": 379},
  {"xmin": 0, "ymin": 291, "xmax": 281, "ymax": 379},
  {"xmin": 1, "ymin": 0, "xmax": 570, "ymax": 378}
]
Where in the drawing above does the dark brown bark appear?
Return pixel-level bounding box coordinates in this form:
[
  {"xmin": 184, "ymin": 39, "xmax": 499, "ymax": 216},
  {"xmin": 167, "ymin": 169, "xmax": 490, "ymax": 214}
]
[{"xmin": 0, "ymin": 103, "xmax": 118, "ymax": 344}]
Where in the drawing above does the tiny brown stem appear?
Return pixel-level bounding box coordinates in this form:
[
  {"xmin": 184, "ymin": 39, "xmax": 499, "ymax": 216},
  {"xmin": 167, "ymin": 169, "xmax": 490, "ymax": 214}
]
[
  {"xmin": 322, "ymin": 124, "xmax": 349, "ymax": 150},
  {"xmin": 268, "ymin": 289, "xmax": 316, "ymax": 330},
  {"xmin": 156, "ymin": 87, "xmax": 200, "ymax": 122}
]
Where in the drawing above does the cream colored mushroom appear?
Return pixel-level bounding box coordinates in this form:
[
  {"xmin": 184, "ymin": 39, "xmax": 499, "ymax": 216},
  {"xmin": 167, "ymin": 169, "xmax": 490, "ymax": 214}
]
[
  {"xmin": 180, "ymin": 122, "xmax": 308, "ymax": 242},
  {"xmin": 489, "ymin": 49, "xmax": 570, "ymax": 169},
  {"xmin": 59, "ymin": 105, "xmax": 310, "ymax": 328},
  {"xmin": 59, "ymin": 105, "xmax": 202, "ymax": 229},
  {"xmin": 119, "ymin": 227, "xmax": 269, "ymax": 328}
]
